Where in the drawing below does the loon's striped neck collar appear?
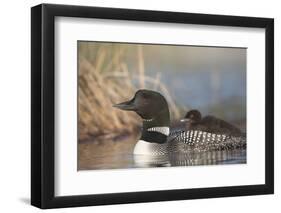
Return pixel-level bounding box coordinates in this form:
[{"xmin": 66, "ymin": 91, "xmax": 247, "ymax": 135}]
[
  {"xmin": 147, "ymin": 127, "xmax": 170, "ymax": 136},
  {"xmin": 140, "ymin": 118, "xmax": 170, "ymax": 144}
]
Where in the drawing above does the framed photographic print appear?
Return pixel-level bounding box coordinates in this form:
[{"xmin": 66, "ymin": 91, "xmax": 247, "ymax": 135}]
[{"xmin": 31, "ymin": 3, "xmax": 274, "ymax": 209}]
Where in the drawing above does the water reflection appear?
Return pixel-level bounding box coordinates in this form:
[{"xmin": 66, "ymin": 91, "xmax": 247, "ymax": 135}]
[{"xmin": 78, "ymin": 135, "xmax": 246, "ymax": 170}]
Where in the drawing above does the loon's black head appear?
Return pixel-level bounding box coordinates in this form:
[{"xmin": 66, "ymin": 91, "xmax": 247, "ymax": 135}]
[
  {"xmin": 181, "ymin": 109, "xmax": 202, "ymax": 123},
  {"xmin": 114, "ymin": 90, "xmax": 170, "ymax": 147},
  {"xmin": 113, "ymin": 89, "xmax": 170, "ymax": 126}
]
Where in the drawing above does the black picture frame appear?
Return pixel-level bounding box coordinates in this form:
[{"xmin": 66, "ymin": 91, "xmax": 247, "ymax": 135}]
[{"xmin": 31, "ymin": 3, "xmax": 274, "ymax": 209}]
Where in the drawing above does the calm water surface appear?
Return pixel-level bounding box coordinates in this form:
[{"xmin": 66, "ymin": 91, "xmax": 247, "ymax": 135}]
[{"xmin": 78, "ymin": 135, "xmax": 246, "ymax": 170}]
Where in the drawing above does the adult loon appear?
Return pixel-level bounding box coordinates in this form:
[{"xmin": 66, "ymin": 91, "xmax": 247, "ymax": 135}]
[{"xmin": 114, "ymin": 90, "xmax": 246, "ymax": 155}]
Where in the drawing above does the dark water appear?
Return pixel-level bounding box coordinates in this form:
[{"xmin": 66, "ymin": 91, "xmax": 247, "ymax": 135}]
[{"xmin": 78, "ymin": 135, "xmax": 246, "ymax": 170}]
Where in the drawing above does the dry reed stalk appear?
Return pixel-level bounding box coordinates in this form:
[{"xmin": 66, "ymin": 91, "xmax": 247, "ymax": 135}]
[
  {"xmin": 153, "ymin": 72, "xmax": 161, "ymax": 90},
  {"xmin": 120, "ymin": 62, "xmax": 136, "ymax": 90},
  {"xmin": 78, "ymin": 56, "xmax": 139, "ymax": 141},
  {"xmin": 104, "ymin": 48, "xmax": 125, "ymax": 73},
  {"xmin": 137, "ymin": 45, "xmax": 145, "ymax": 89},
  {"xmin": 94, "ymin": 47, "xmax": 107, "ymax": 72}
]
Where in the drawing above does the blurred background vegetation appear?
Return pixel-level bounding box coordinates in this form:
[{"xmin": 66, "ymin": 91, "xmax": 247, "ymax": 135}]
[{"xmin": 78, "ymin": 42, "xmax": 246, "ymax": 142}]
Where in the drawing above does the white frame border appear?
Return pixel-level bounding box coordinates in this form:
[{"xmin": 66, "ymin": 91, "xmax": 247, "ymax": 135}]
[{"xmin": 55, "ymin": 17, "xmax": 265, "ymax": 196}]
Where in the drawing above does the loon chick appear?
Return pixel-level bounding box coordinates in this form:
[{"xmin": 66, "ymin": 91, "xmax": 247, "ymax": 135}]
[
  {"xmin": 114, "ymin": 90, "xmax": 246, "ymax": 156},
  {"xmin": 181, "ymin": 109, "xmax": 242, "ymax": 136}
]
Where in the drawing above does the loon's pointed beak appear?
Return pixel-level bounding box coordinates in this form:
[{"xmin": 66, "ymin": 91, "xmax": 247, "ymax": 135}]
[{"xmin": 113, "ymin": 99, "xmax": 136, "ymax": 111}]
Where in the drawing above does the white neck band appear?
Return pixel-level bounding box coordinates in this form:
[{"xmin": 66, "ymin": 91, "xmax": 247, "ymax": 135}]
[{"xmin": 147, "ymin": 127, "xmax": 170, "ymax": 136}]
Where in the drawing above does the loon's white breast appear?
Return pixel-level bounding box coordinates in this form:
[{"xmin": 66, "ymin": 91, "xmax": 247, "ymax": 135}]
[
  {"xmin": 133, "ymin": 140, "xmax": 167, "ymax": 155},
  {"xmin": 134, "ymin": 126, "xmax": 170, "ymax": 155}
]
